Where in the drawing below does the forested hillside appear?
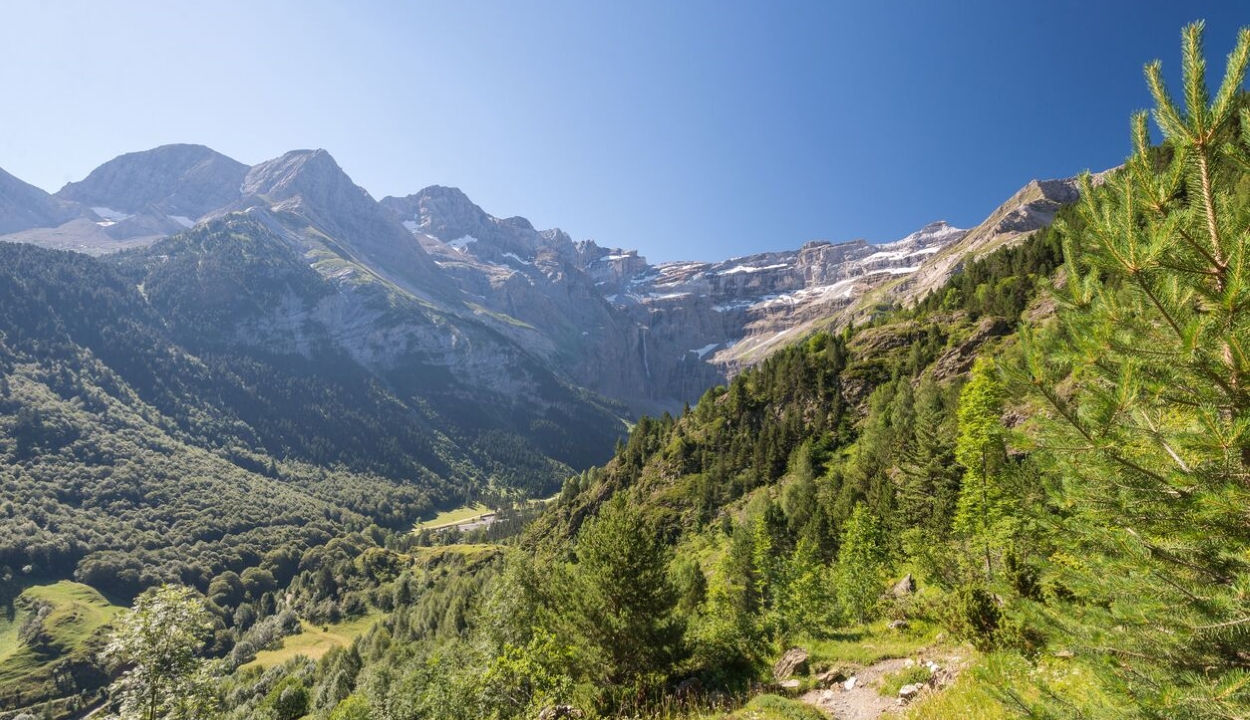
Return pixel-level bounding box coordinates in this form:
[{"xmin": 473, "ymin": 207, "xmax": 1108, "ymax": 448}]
[{"xmin": 0, "ymin": 217, "xmax": 622, "ymax": 604}]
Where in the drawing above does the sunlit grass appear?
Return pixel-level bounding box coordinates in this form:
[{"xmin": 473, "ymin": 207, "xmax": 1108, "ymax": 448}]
[
  {"xmin": 240, "ymin": 612, "xmax": 382, "ymax": 670},
  {"xmin": 903, "ymin": 652, "xmax": 1115, "ymax": 720},
  {"xmin": 799, "ymin": 619, "xmax": 942, "ymax": 668},
  {"xmin": 412, "ymin": 502, "xmax": 492, "ymax": 531},
  {"xmin": 698, "ymin": 694, "xmax": 825, "ymax": 720},
  {"xmin": 0, "ymin": 581, "xmax": 123, "ymax": 699}
]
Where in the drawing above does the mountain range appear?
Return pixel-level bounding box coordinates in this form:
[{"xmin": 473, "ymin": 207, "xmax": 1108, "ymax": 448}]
[{"xmin": 0, "ymin": 144, "xmax": 1086, "ymax": 417}]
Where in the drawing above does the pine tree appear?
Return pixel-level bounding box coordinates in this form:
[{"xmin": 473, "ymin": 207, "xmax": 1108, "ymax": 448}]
[
  {"xmin": 1019, "ymin": 22, "xmax": 1250, "ymax": 718},
  {"xmin": 897, "ymin": 377, "xmax": 960, "ymax": 534},
  {"xmin": 570, "ymin": 494, "xmax": 684, "ymax": 693}
]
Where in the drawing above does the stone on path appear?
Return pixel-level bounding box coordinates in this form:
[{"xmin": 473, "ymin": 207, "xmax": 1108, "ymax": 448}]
[{"xmin": 773, "ymin": 647, "xmax": 810, "ymax": 680}]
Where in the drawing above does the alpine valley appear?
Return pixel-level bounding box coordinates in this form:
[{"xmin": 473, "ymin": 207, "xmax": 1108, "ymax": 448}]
[{"xmin": 3, "ymin": 26, "xmax": 1248, "ymax": 718}]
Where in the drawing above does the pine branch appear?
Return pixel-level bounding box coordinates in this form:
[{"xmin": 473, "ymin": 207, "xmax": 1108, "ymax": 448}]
[
  {"xmin": 1181, "ymin": 22, "xmax": 1212, "ymax": 142},
  {"xmin": 1211, "ymin": 28, "xmax": 1250, "ymax": 135}
]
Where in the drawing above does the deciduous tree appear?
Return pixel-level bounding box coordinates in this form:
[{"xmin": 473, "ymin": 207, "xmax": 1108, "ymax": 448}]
[{"xmin": 102, "ymin": 584, "xmax": 216, "ymax": 720}]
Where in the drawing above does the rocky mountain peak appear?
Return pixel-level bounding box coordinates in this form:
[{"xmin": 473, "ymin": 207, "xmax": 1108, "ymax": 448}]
[
  {"xmin": 500, "ymin": 215, "xmax": 535, "ymax": 232},
  {"xmin": 381, "ymin": 187, "xmax": 578, "ymax": 268},
  {"xmin": 232, "ymin": 149, "xmax": 446, "ymax": 296},
  {"xmin": 890, "ymin": 220, "xmax": 966, "ymax": 250},
  {"xmin": 56, "ymin": 143, "xmax": 248, "ymax": 220},
  {"xmin": 241, "ymin": 149, "xmax": 363, "ymax": 205},
  {"xmin": 380, "ymin": 186, "xmax": 490, "ymax": 241}
]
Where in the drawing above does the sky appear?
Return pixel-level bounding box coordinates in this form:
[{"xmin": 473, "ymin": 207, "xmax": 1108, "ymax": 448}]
[{"xmin": 0, "ymin": 1, "xmax": 1246, "ymax": 262}]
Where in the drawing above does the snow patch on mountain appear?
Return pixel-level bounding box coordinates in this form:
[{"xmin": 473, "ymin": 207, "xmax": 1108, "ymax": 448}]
[
  {"xmin": 501, "ymin": 252, "xmax": 533, "ymax": 266},
  {"xmin": 92, "ymin": 207, "xmax": 133, "ymax": 222},
  {"xmin": 693, "ymin": 343, "xmax": 719, "ymax": 359},
  {"xmin": 718, "ymin": 263, "xmax": 791, "ymax": 275}
]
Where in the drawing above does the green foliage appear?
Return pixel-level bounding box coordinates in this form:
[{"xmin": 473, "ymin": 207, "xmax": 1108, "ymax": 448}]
[
  {"xmin": 940, "ymin": 585, "xmax": 1002, "ymax": 652},
  {"xmin": 328, "ymin": 694, "xmax": 371, "ymax": 720},
  {"xmin": 833, "ymin": 505, "xmax": 890, "ymax": 624},
  {"xmin": 915, "ymin": 224, "xmax": 1066, "ymax": 321},
  {"xmin": 101, "ymin": 584, "xmax": 215, "ymax": 720},
  {"xmin": 0, "ymin": 581, "xmax": 122, "ymax": 714},
  {"xmin": 477, "ymin": 629, "xmax": 575, "ymax": 719},
  {"xmin": 776, "ymin": 536, "xmax": 837, "ymax": 640},
  {"xmin": 570, "ymin": 494, "xmax": 685, "ymax": 692},
  {"xmin": 798, "ymin": 620, "xmax": 940, "ymax": 668},
  {"xmin": 952, "ymin": 358, "xmax": 1013, "ymax": 581},
  {"xmin": 533, "ymin": 332, "xmax": 852, "ymax": 544},
  {"xmin": 261, "ymin": 675, "xmax": 310, "ymax": 720},
  {"xmin": 722, "ymin": 693, "xmax": 827, "ymax": 720},
  {"xmin": 896, "ymin": 377, "xmax": 961, "ymax": 537},
  {"xmin": 877, "ymin": 664, "xmax": 932, "ymax": 697},
  {"xmin": 1018, "ymin": 22, "xmax": 1250, "ymax": 718}
]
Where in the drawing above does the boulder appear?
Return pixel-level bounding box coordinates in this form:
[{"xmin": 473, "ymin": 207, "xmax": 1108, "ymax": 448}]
[
  {"xmin": 772, "ymin": 647, "xmax": 809, "ymax": 680},
  {"xmin": 898, "ymin": 683, "xmax": 924, "ymax": 702},
  {"xmin": 814, "ymin": 668, "xmax": 847, "ymax": 687},
  {"xmin": 887, "ymin": 619, "xmax": 910, "ymax": 631},
  {"xmin": 891, "ymin": 573, "xmax": 916, "ymax": 598}
]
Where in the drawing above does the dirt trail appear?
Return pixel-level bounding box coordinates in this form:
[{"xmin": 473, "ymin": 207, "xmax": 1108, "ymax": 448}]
[{"xmin": 800, "ymin": 653, "xmax": 964, "ymax": 720}]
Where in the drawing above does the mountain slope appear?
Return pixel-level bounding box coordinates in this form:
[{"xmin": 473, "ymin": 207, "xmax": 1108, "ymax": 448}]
[
  {"xmin": 0, "ymin": 229, "xmax": 625, "ymax": 602},
  {"xmin": 890, "ymin": 177, "xmax": 1084, "ymax": 305},
  {"xmin": 230, "ymin": 150, "xmax": 450, "ymax": 299},
  {"xmin": 0, "ymin": 166, "xmax": 77, "ymax": 234},
  {"xmin": 383, "ymin": 187, "xmax": 690, "ymax": 415},
  {"xmin": 55, "ymin": 143, "xmax": 248, "ymax": 222}
]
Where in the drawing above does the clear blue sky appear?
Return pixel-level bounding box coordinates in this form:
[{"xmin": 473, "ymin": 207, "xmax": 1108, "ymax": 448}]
[{"xmin": 1, "ymin": 1, "xmax": 1245, "ymax": 262}]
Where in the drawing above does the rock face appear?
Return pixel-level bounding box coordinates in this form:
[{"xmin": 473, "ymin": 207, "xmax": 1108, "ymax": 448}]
[
  {"xmin": 892, "ymin": 573, "xmax": 916, "ymax": 598},
  {"xmin": 0, "ymin": 143, "xmax": 1095, "ymax": 416},
  {"xmin": 617, "ymin": 220, "xmax": 968, "ymax": 378},
  {"xmin": 537, "ymin": 705, "xmax": 583, "ymax": 720},
  {"xmin": 381, "ymin": 187, "xmax": 721, "ymax": 414},
  {"xmin": 225, "ymin": 149, "xmax": 448, "ymax": 296},
  {"xmin": 383, "ymin": 187, "xmax": 974, "ymax": 412},
  {"xmin": 898, "ymin": 683, "xmax": 924, "ymax": 701}
]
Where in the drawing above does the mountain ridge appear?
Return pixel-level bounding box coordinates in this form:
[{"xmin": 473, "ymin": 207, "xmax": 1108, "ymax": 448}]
[{"xmin": 0, "ymin": 144, "xmax": 1095, "ymax": 414}]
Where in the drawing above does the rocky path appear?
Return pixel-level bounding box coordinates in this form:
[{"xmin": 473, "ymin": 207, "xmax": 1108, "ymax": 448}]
[{"xmin": 799, "ymin": 653, "xmax": 964, "ymax": 720}]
